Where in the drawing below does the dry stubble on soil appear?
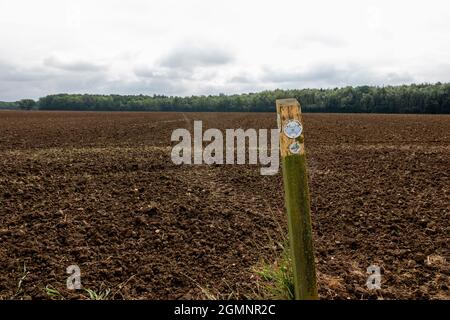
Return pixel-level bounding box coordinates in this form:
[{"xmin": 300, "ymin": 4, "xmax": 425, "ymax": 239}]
[{"xmin": 0, "ymin": 111, "xmax": 449, "ymax": 300}]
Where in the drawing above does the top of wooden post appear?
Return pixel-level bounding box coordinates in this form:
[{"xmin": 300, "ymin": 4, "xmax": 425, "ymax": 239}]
[
  {"xmin": 276, "ymin": 98, "xmax": 300, "ymax": 108},
  {"xmin": 276, "ymin": 98, "xmax": 304, "ymax": 157}
]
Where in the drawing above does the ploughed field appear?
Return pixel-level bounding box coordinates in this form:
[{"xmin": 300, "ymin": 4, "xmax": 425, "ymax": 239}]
[{"xmin": 0, "ymin": 111, "xmax": 448, "ymax": 300}]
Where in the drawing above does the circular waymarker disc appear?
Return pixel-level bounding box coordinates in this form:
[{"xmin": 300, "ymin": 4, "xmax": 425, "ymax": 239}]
[
  {"xmin": 283, "ymin": 120, "xmax": 303, "ymax": 139},
  {"xmin": 289, "ymin": 141, "xmax": 302, "ymax": 154}
]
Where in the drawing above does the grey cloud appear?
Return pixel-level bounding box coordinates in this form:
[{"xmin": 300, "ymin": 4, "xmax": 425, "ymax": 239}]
[
  {"xmin": 132, "ymin": 66, "xmax": 191, "ymax": 95},
  {"xmin": 0, "ymin": 59, "xmax": 111, "ymax": 100},
  {"xmin": 104, "ymin": 78, "xmax": 188, "ymax": 96},
  {"xmin": 43, "ymin": 56, "xmax": 107, "ymax": 72},
  {"xmin": 0, "ymin": 58, "xmax": 190, "ymax": 100},
  {"xmin": 0, "ymin": 61, "xmax": 53, "ymax": 82},
  {"xmin": 134, "ymin": 66, "xmax": 191, "ymax": 80},
  {"xmin": 262, "ymin": 65, "xmax": 343, "ymax": 83},
  {"xmin": 261, "ymin": 64, "xmax": 415, "ymax": 88},
  {"xmin": 0, "ymin": 61, "xmax": 57, "ymax": 100},
  {"xmin": 133, "ymin": 44, "xmax": 233, "ymax": 93},
  {"xmin": 229, "ymin": 74, "xmax": 256, "ymax": 84},
  {"xmin": 0, "ymin": 57, "xmax": 422, "ymax": 102},
  {"xmin": 197, "ymin": 82, "xmax": 270, "ymax": 96},
  {"xmin": 0, "ymin": 73, "xmax": 109, "ymax": 101},
  {"xmin": 158, "ymin": 45, "xmax": 233, "ymax": 70}
]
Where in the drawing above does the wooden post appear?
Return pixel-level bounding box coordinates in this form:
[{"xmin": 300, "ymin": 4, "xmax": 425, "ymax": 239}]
[{"xmin": 276, "ymin": 98, "xmax": 318, "ymax": 300}]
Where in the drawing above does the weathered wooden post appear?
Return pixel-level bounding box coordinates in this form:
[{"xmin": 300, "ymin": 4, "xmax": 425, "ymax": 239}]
[{"xmin": 276, "ymin": 98, "xmax": 318, "ymax": 300}]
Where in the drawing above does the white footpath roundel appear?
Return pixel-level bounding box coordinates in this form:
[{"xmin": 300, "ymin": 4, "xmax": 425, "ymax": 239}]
[{"xmin": 283, "ymin": 120, "xmax": 303, "ymax": 139}]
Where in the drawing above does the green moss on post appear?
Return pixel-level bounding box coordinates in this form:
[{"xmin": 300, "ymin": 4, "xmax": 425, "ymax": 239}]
[{"xmin": 276, "ymin": 98, "xmax": 318, "ymax": 300}]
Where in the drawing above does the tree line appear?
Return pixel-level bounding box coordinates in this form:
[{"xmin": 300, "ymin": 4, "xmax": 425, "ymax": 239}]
[
  {"xmin": 0, "ymin": 101, "xmax": 18, "ymax": 109},
  {"xmin": 2, "ymin": 83, "xmax": 449, "ymax": 113}
]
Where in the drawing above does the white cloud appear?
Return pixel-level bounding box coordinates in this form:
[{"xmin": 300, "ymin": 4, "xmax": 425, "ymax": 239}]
[
  {"xmin": 43, "ymin": 55, "xmax": 108, "ymax": 72},
  {"xmin": 0, "ymin": 0, "xmax": 449, "ymax": 100}
]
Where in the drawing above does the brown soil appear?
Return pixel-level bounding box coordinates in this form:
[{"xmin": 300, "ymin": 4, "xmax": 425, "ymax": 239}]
[{"xmin": 0, "ymin": 111, "xmax": 448, "ymax": 300}]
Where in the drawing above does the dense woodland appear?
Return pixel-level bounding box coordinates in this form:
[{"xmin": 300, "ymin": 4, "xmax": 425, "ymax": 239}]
[
  {"xmin": 0, "ymin": 101, "xmax": 18, "ymax": 109},
  {"xmin": 1, "ymin": 83, "xmax": 449, "ymax": 113}
]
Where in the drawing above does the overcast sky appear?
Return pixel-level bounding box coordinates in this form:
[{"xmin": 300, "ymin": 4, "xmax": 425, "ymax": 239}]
[{"xmin": 0, "ymin": 0, "xmax": 449, "ymax": 101}]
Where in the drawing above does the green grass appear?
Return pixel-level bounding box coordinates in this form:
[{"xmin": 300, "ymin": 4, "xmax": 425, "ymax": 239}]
[
  {"xmin": 43, "ymin": 286, "xmax": 110, "ymax": 300},
  {"xmin": 11, "ymin": 262, "xmax": 30, "ymax": 299},
  {"xmin": 84, "ymin": 288, "xmax": 111, "ymax": 300},
  {"xmin": 254, "ymin": 246, "xmax": 295, "ymax": 300},
  {"xmin": 44, "ymin": 285, "xmax": 64, "ymax": 299}
]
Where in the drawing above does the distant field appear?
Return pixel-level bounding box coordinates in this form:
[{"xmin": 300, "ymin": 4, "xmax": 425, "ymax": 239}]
[{"xmin": 0, "ymin": 111, "xmax": 448, "ymax": 299}]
